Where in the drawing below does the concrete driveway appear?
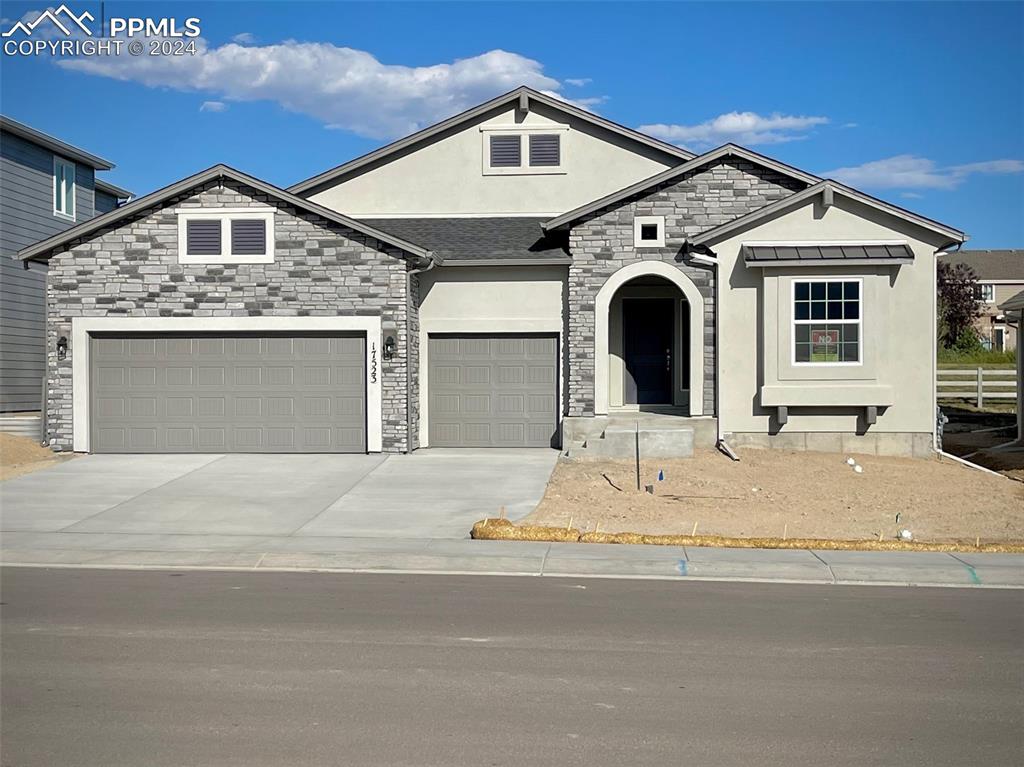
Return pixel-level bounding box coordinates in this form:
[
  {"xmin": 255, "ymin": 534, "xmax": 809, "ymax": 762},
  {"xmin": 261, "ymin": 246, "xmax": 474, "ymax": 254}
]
[{"xmin": 0, "ymin": 449, "xmax": 557, "ymax": 540}]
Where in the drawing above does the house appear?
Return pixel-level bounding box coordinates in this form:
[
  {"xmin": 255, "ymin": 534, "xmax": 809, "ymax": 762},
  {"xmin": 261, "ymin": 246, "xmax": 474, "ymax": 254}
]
[
  {"xmin": 17, "ymin": 87, "xmax": 967, "ymax": 458},
  {"xmin": 938, "ymin": 249, "xmax": 1023, "ymax": 352},
  {"xmin": 0, "ymin": 116, "xmax": 131, "ymax": 415},
  {"xmin": 999, "ymin": 290, "xmax": 1024, "ymax": 444}
]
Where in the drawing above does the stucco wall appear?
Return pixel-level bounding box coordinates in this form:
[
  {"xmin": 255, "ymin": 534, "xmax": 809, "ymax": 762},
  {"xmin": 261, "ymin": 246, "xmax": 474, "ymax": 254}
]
[
  {"xmin": 45, "ymin": 179, "xmax": 415, "ymax": 452},
  {"xmin": 566, "ymin": 157, "xmax": 806, "ymax": 417},
  {"xmin": 710, "ymin": 194, "xmax": 949, "ymax": 438},
  {"xmin": 307, "ymin": 102, "xmax": 676, "ymax": 216},
  {"xmin": 416, "ymin": 264, "xmax": 567, "ymax": 446}
]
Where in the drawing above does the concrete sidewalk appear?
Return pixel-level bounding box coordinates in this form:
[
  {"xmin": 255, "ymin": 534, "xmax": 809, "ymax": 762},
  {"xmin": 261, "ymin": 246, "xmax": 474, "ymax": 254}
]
[{"xmin": 2, "ymin": 531, "xmax": 1021, "ymax": 588}]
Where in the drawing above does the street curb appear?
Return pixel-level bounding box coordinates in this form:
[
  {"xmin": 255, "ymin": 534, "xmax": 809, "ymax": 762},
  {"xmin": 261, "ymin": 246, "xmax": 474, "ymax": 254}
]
[{"xmin": 4, "ymin": 560, "xmax": 1022, "ymax": 590}]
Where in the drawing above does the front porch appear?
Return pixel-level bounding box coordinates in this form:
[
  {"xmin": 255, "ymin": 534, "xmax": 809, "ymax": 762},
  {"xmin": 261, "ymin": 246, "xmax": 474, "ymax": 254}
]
[{"xmin": 562, "ymin": 411, "xmax": 718, "ymax": 459}]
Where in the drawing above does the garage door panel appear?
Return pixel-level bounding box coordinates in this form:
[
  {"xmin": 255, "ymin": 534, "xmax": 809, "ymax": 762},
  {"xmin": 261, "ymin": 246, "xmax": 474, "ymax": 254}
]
[
  {"xmin": 91, "ymin": 333, "xmax": 366, "ymax": 453},
  {"xmin": 428, "ymin": 334, "xmax": 557, "ymax": 448}
]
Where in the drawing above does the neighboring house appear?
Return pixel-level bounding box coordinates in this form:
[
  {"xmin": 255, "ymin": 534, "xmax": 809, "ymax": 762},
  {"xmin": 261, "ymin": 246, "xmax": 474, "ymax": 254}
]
[
  {"xmin": 999, "ymin": 290, "xmax": 1023, "ymax": 444},
  {"xmin": 0, "ymin": 116, "xmax": 131, "ymax": 412},
  {"xmin": 938, "ymin": 249, "xmax": 1023, "ymax": 352},
  {"xmin": 18, "ymin": 87, "xmax": 967, "ymax": 458}
]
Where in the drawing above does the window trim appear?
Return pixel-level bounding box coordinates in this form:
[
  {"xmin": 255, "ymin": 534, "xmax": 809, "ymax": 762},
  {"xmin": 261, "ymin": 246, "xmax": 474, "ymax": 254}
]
[
  {"xmin": 633, "ymin": 215, "xmax": 666, "ymax": 248},
  {"xmin": 977, "ymin": 283, "xmax": 995, "ymax": 303},
  {"xmin": 480, "ymin": 124, "xmax": 568, "ymax": 175},
  {"xmin": 791, "ymin": 278, "xmax": 863, "ymax": 367},
  {"xmin": 53, "ymin": 156, "xmax": 76, "ymax": 221},
  {"xmin": 176, "ymin": 207, "xmax": 275, "ymax": 264}
]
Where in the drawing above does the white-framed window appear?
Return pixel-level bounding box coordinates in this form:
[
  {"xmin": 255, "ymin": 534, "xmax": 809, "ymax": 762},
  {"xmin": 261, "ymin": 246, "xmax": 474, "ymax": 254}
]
[
  {"xmin": 792, "ymin": 279, "xmax": 862, "ymax": 365},
  {"xmin": 176, "ymin": 208, "xmax": 275, "ymax": 264},
  {"xmin": 633, "ymin": 216, "xmax": 665, "ymax": 248},
  {"xmin": 53, "ymin": 156, "xmax": 76, "ymax": 220},
  {"xmin": 976, "ymin": 284, "xmax": 995, "ymax": 303},
  {"xmin": 480, "ymin": 125, "xmax": 567, "ymax": 175},
  {"xmin": 993, "ymin": 325, "xmax": 1007, "ymax": 352}
]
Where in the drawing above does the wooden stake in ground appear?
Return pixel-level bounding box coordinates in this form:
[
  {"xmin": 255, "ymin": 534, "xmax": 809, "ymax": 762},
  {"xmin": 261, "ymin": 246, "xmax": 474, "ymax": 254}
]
[
  {"xmin": 499, "ymin": 506, "xmax": 506, "ymax": 520},
  {"xmin": 692, "ymin": 521, "xmax": 699, "ymax": 536},
  {"xmin": 635, "ymin": 421, "xmax": 641, "ymax": 491}
]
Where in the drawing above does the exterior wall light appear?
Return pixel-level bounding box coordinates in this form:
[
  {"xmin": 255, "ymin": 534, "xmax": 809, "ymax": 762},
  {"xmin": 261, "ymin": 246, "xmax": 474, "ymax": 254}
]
[
  {"xmin": 383, "ymin": 335, "xmax": 397, "ymax": 360},
  {"xmin": 57, "ymin": 336, "xmax": 68, "ymax": 360}
]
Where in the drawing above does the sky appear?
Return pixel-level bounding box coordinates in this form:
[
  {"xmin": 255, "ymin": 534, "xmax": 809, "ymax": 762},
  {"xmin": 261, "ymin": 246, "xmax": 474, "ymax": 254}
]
[{"xmin": 1, "ymin": 1, "xmax": 1021, "ymax": 247}]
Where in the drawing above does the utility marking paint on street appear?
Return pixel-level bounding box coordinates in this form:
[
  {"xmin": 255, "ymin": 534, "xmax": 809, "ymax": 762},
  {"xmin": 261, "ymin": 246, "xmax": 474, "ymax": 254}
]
[
  {"xmin": 677, "ymin": 559, "xmax": 688, "ymax": 576},
  {"xmin": 961, "ymin": 563, "xmax": 982, "ymax": 584}
]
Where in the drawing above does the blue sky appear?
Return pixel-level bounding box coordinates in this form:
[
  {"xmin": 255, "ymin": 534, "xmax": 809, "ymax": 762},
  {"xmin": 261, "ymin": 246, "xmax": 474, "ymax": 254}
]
[{"xmin": 2, "ymin": 1, "xmax": 1021, "ymax": 246}]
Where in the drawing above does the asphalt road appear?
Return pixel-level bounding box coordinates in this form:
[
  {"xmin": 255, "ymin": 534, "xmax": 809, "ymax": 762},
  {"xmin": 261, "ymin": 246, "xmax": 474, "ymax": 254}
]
[{"xmin": 1, "ymin": 568, "xmax": 1021, "ymax": 767}]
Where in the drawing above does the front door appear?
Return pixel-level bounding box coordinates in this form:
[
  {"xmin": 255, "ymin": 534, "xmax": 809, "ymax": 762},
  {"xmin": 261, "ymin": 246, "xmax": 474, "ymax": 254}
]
[{"xmin": 623, "ymin": 298, "xmax": 673, "ymax": 405}]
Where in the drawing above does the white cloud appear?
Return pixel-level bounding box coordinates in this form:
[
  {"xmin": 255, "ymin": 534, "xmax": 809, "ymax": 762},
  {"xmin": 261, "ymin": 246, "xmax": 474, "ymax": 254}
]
[
  {"xmin": 231, "ymin": 32, "xmax": 255, "ymax": 44},
  {"xmin": 57, "ymin": 40, "xmax": 564, "ymax": 139},
  {"xmin": 199, "ymin": 100, "xmax": 227, "ymax": 113},
  {"xmin": 824, "ymin": 155, "xmax": 1024, "ymax": 190},
  {"xmin": 564, "ymin": 77, "xmax": 591, "ymax": 87},
  {"xmin": 638, "ymin": 111, "xmax": 830, "ymax": 150}
]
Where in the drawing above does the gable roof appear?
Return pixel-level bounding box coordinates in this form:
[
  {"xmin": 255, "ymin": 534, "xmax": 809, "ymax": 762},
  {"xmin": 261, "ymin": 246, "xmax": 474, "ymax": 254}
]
[
  {"xmin": 287, "ymin": 86, "xmax": 696, "ymax": 196},
  {"xmin": 543, "ymin": 144, "xmax": 820, "ymax": 231},
  {"xmin": 938, "ymin": 250, "xmax": 1023, "ymax": 281},
  {"xmin": 688, "ymin": 179, "xmax": 967, "ymax": 246},
  {"xmin": 0, "ymin": 114, "xmax": 115, "ymax": 170},
  {"xmin": 359, "ymin": 217, "xmax": 569, "ymax": 266},
  {"xmin": 1000, "ymin": 288, "xmax": 1024, "ymax": 313},
  {"xmin": 17, "ymin": 164, "xmax": 432, "ymax": 263}
]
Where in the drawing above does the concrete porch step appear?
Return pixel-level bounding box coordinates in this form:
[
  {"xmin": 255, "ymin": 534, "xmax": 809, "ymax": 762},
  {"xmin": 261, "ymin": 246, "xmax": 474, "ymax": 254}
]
[{"xmin": 563, "ymin": 413, "xmax": 716, "ymax": 459}]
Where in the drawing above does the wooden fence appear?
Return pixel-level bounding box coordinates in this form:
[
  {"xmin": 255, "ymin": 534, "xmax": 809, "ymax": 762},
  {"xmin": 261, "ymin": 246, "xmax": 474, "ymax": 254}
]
[{"xmin": 937, "ymin": 368, "xmax": 1018, "ymax": 408}]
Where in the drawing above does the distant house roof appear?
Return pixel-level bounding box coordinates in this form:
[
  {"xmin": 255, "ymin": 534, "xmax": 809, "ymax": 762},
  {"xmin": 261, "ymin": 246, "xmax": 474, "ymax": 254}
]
[
  {"xmin": 938, "ymin": 250, "xmax": 1023, "ymax": 281},
  {"xmin": 18, "ymin": 164, "xmax": 432, "ymax": 263},
  {"xmin": 94, "ymin": 178, "xmax": 133, "ymax": 200},
  {"xmin": 0, "ymin": 115, "xmax": 115, "ymax": 170},
  {"xmin": 288, "ymin": 86, "xmax": 694, "ymax": 196},
  {"xmin": 743, "ymin": 242, "xmax": 914, "ymax": 267},
  {"xmin": 361, "ymin": 217, "xmax": 569, "ymax": 266}
]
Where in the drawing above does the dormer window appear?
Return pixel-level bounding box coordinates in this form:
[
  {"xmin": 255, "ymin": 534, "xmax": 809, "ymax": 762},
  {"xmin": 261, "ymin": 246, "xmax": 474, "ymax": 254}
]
[
  {"xmin": 481, "ymin": 125, "xmax": 567, "ymax": 175},
  {"xmin": 633, "ymin": 216, "xmax": 665, "ymax": 248}
]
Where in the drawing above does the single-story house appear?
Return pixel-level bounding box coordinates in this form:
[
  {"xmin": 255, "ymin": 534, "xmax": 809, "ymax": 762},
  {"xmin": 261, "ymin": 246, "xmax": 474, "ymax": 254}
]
[
  {"xmin": 18, "ymin": 87, "xmax": 967, "ymax": 458},
  {"xmin": 937, "ymin": 249, "xmax": 1023, "ymax": 352}
]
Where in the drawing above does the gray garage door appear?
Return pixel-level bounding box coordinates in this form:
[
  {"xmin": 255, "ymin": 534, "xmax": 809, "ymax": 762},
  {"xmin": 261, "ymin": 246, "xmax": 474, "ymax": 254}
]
[
  {"xmin": 428, "ymin": 334, "xmax": 558, "ymax": 448},
  {"xmin": 90, "ymin": 334, "xmax": 366, "ymax": 453}
]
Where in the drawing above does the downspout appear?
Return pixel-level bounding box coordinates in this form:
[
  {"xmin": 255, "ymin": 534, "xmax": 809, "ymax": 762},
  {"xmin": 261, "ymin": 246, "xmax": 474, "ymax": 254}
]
[
  {"xmin": 405, "ymin": 252, "xmax": 436, "ymax": 453},
  {"xmin": 686, "ymin": 245, "xmax": 734, "ymax": 458}
]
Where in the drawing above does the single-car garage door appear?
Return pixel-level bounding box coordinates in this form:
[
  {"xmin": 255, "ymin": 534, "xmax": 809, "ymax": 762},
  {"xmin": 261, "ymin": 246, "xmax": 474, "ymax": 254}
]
[
  {"xmin": 90, "ymin": 334, "xmax": 365, "ymax": 453},
  {"xmin": 428, "ymin": 334, "xmax": 558, "ymax": 448}
]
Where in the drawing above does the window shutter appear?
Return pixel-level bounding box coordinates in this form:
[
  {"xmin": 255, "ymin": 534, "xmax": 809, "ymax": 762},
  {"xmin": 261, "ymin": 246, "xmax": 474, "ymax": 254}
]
[
  {"xmin": 186, "ymin": 219, "xmax": 221, "ymax": 255},
  {"xmin": 489, "ymin": 135, "xmax": 521, "ymax": 167},
  {"xmin": 231, "ymin": 218, "xmax": 267, "ymax": 255},
  {"xmin": 529, "ymin": 134, "xmax": 560, "ymax": 167}
]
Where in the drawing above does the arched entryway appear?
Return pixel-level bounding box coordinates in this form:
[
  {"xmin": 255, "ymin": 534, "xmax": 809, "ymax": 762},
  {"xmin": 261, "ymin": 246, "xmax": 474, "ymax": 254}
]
[{"xmin": 594, "ymin": 261, "xmax": 705, "ymax": 416}]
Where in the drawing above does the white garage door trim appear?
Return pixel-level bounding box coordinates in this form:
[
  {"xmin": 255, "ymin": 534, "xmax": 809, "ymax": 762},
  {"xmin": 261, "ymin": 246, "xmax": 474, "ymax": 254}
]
[
  {"xmin": 418, "ymin": 319, "xmax": 563, "ymax": 448},
  {"xmin": 71, "ymin": 316, "xmax": 383, "ymax": 453}
]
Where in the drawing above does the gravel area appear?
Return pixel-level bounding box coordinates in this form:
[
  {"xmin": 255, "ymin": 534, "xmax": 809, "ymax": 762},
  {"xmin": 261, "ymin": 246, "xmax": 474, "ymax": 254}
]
[{"xmin": 522, "ymin": 448, "xmax": 1024, "ymax": 543}]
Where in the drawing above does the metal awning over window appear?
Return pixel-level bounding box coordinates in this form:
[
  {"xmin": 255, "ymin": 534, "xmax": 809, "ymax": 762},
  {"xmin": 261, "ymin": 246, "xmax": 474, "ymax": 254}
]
[{"xmin": 743, "ymin": 242, "xmax": 914, "ymax": 267}]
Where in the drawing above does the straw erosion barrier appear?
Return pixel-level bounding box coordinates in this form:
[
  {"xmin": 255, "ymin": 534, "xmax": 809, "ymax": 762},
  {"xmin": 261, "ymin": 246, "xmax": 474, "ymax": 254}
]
[{"xmin": 470, "ymin": 518, "xmax": 1024, "ymax": 554}]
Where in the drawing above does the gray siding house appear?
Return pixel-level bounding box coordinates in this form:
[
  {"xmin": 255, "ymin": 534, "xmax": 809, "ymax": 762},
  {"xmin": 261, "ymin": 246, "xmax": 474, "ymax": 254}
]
[
  {"xmin": 0, "ymin": 116, "xmax": 130, "ymax": 412},
  {"xmin": 18, "ymin": 87, "xmax": 967, "ymax": 458}
]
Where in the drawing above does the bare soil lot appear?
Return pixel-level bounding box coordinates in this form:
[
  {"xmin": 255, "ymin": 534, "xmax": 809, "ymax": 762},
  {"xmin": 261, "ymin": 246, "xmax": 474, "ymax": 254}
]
[
  {"xmin": 0, "ymin": 433, "xmax": 72, "ymax": 481},
  {"xmin": 522, "ymin": 448, "xmax": 1024, "ymax": 543}
]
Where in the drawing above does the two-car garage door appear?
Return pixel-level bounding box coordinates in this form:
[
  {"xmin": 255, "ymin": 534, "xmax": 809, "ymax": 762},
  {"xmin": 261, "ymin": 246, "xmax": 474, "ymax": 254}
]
[
  {"xmin": 90, "ymin": 334, "xmax": 366, "ymax": 453},
  {"xmin": 428, "ymin": 334, "xmax": 558, "ymax": 448}
]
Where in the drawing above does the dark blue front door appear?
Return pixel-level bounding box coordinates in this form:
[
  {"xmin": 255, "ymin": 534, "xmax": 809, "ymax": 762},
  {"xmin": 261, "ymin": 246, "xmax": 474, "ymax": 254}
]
[{"xmin": 623, "ymin": 298, "xmax": 673, "ymax": 405}]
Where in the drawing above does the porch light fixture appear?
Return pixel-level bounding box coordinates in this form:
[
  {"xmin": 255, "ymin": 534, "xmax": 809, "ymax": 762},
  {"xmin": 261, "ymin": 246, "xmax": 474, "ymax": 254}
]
[
  {"xmin": 57, "ymin": 336, "xmax": 68, "ymax": 360},
  {"xmin": 383, "ymin": 334, "xmax": 396, "ymax": 360}
]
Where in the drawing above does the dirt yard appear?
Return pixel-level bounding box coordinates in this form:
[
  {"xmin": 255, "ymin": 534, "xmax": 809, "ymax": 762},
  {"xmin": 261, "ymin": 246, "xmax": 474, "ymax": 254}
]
[
  {"xmin": 522, "ymin": 448, "xmax": 1024, "ymax": 543},
  {"xmin": 0, "ymin": 433, "xmax": 72, "ymax": 481}
]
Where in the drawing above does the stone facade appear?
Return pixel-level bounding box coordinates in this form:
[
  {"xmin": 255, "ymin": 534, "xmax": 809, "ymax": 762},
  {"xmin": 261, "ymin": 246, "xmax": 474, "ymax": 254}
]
[
  {"xmin": 566, "ymin": 157, "xmax": 806, "ymax": 416},
  {"xmin": 44, "ymin": 178, "xmax": 416, "ymax": 452}
]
